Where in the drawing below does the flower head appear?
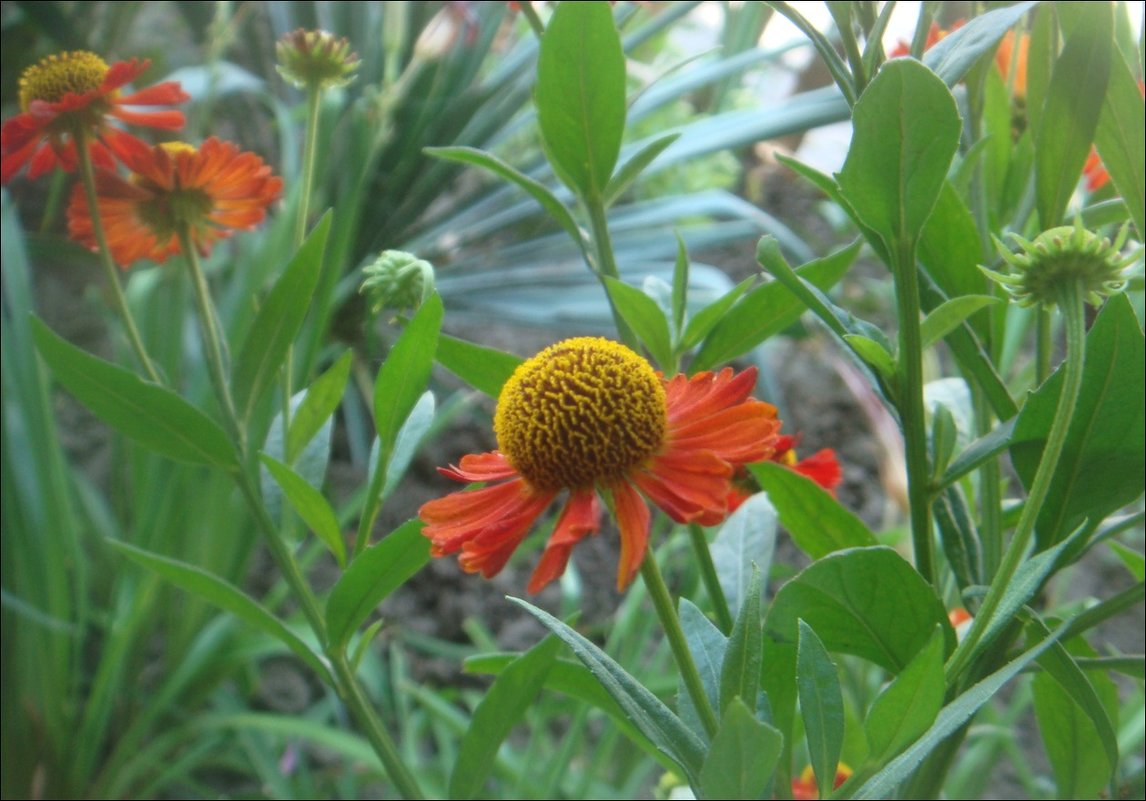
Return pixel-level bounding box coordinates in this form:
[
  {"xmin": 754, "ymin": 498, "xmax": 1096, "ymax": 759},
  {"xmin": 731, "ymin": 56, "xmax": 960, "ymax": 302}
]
[
  {"xmin": 2, "ymin": 52, "xmax": 187, "ymax": 184},
  {"xmin": 276, "ymin": 29, "xmax": 360, "ymax": 91},
  {"xmin": 419, "ymin": 337, "xmax": 782, "ymax": 592},
  {"xmin": 982, "ymin": 221, "xmax": 1137, "ymax": 309},
  {"xmin": 67, "ymin": 137, "xmax": 282, "ymax": 268}
]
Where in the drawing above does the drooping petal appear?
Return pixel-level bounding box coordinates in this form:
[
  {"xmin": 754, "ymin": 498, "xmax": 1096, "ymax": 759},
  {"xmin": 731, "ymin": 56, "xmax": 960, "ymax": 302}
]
[
  {"xmin": 419, "ymin": 478, "xmax": 551, "ymax": 555},
  {"xmin": 793, "ymin": 448, "xmax": 842, "ymax": 492},
  {"xmin": 527, "ymin": 489, "xmax": 602, "ymax": 593},
  {"xmin": 634, "ymin": 447, "xmax": 731, "ymax": 526},
  {"xmin": 611, "ymin": 480, "xmax": 650, "ymax": 591},
  {"xmin": 439, "ymin": 451, "xmax": 518, "ymax": 482}
]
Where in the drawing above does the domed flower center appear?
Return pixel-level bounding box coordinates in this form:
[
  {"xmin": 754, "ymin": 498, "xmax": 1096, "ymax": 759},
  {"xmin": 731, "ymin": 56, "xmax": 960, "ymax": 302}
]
[
  {"xmin": 494, "ymin": 337, "xmax": 667, "ymax": 492},
  {"xmin": 19, "ymin": 51, "xmax": 109, "ymax": 111}
]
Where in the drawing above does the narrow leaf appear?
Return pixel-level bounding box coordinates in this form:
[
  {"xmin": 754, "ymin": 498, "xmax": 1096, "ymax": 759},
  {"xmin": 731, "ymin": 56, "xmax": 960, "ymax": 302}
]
[
  {"xmin": 844, "ymin": 334, "xmax": 896, "ymax": 380},
  {"xmin": 288, "ymin": 351, "xmax": 351, "ymax": 463},
  {"xmin": 864, "ymin": 628, "xmax": 944, "ymax": 762},
  {"xmin": 110, "ymin": 540, "xmax": 331, "ymax": 684},
  {"xmin": 798, "ymin": 620, "xmax": 844, "ymax": 800},
  {"xmin": 719, "ymin": 566, "xmax": 762, "ymax": 716},
  {"xmin": 436, "ymin": 334, "xmax": 521, "ymax": 399},
  {"xmin": 604, "ymin": 277, "xmax": 674, "ymax": 369},
  {"xmin": 678, "ymin": 599, "xmax": 727, "ymax": 736},
  {"xmin": 710, "ymin": 493, "xmax": 776, "ymax": 620},
  {"xmin": 604, "ymin": 133, "xmax": 681, "ymax": 207},
  {"xmin": 260, "ymin": 454, "xmax": 346, "ymax": 568},
  {"xmin": 32, "ymin": 318, "xmax": 237, "ymax": 470},
  {"xmin": 325, "ymin": 520, "xmax": 431, "ymax": 648},
  {"xmin": 1093, "ymin": 49, "xmax": 1145, "ymax": 237},
  {"xmin": 922, "ymin": 2, "xmax": 1038, "ymax": 86},
  {"xmin": 699, "ymin": 698, "xmax": 783, "ymax": 800},
  {"xmin": 233, "ymin": 213, "xmax": 331, "ymax": 422},
  {"xmin": 920, "ymin": 296, "xmax": 1001, "ymax": 351}
]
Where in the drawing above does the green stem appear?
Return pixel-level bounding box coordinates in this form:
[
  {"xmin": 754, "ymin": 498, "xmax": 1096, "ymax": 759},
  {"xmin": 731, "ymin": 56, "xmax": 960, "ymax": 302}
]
[
  {"xmin": 180, "ymin": 229, "xmax": 244, "ymax": 448},
  {"xmin": 1036, "ymin": 307, "xmax": 1052, "ymax": 385},
  {"xmin": 946, "ymin": 280, "xmax": 1087, "ymax": 683},
  {"xmin": 892, "ymin": 236, "xmax": 935, "ymax": 583},
  {"xmin": 639, "ymin": 548, "xmax": 720, "ymax": 739},
  {"xmin": 74, "ymin": 129, "xmax": 161, "ymax": 383},
  {"xmin": 972, "ymin": 385, "xmax": 1002, "ymax": 580},
  {"xmin": 585, "ymin": 197, "xmax": 640, "ymax": 351},
  {"xmin": 686, "ymin": 523, "xmax": 734, "ymax": 634},
  {"xmin": 518, "ymin": 0, "xmax": 546, "ymax": 38},
  {"xmin": 330, "ymin": 653, "xmax": 426, "ymax": 799}
]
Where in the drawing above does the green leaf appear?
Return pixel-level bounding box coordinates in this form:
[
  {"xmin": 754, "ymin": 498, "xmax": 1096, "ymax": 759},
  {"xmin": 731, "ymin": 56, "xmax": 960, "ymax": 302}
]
[
  {"xmin": 1094, "ymin": 49, "xmax": 1146, "ymax": 237},
  {"xmin": 233, "ymin": 213, "xmax": 331, "ymax": 422},
  {"xmin": 261, "ymin": 392, "xmax": 333, "ymax": 523},
  {"xmin": 699, "ymin": 698, "xmax": 783, "ymax": 801},
  {"xmin": 678, "ymin": 599, "xmax": 727, "ymax": 736},
  {"xmin": 932, "ymin": 485, "xmax": 983, "ymax": 590},
  {"xmin": 765, "ymin": 547, "xmax": 953, "ymax": 674},
  {"xmin": 31, "ymin": 318, "xmax": 237, "ymax": 471},
  {"xmin": 679, "ymin": 277, "xmax": 755, "ymax": 354},
  {"xmin": 449, "ymin": 637, "xmax": 561, "ymax": 800},
  {"xmin": 671, "ymin": 232, "xmax": 689, "ymax": 340},
  {"xmin": 844, "ymin": 334, "xmax": 896, "ymax": 380},
  {"xmin": 691, "ymin": 240, "xmax": 860, "ymax": 371},
  {"xmin": 288, "ymin": 351, "xmax": 351, "ymax": 464},
  {"xmin": 853, "ymin": 620, "xmax": 1067, "ymax": 799},
  {"xmin": 1011, "ymin": 295, "xmax": 1145, "ymax": 548},
  {"xmin": 426, "ymin": 146, "xmax": 583, "ymax": 245},
  {"xmin": 797, "ymin": 620, "xmax": 844, "ymax": 800},
  {"xmin": 325, "ymin": 520, "xmax": 431, "ymax": 649},
  {"xmin": 1030, "ymin": 620, "xmax": 1118, "ymax": 795},
  {"xmin": 260, "ymin": 454, "xmax": 346, "ymax": 569},
  {"xmin": 603, "ymin": 277, "xmax": 674, "ymax": 369},
  {"xmin": 720, "ymin": 566, "xmax": 762, "ymax": 716},
  {"xmin": 710, "ymin": 493, "xmax": 776, "ymax": 620},
  {"xmin": 918, "ymin": 185, "xmax": 987, "ymax": 332},
  {"xmin": 374, "ymin": 294, "xmax": 443, "ymax": 479},
  {"xmin": 436, "ymin": 334, "xmax": 521, "ymax": 399},
  {"xmin": 1034, "ymin": 4, "xmax": 1113, "ymax": 227},
  {"xmin": 110, "ymin": 540, "xmax": 331, "ymax": 684},
  {"xmin": 1109, "ymin": 541, "xmax": 1145, "ymax": 581},
  {"xmin": 380, "ymin": 391, "xmax": 435, "ymax": 500},
  {"xmin": 837, "ymin": 59, "xmax": 961, "ymax": 247},
  {"xmin": 920, "ymin": 296, "xmax": 1000, "ymax": 351},
  {"xmin": 750, "ymin": 462, "xmax": 878, "ymax": 559},
  {"xmin": 921, "ymin": 2, "xmax": 1038, "ymax": 86},
  {"xmin": 535, "ymin": 1, "xmax": 626, "ymax": 199},
  {"xmin": 604, "ymin": 133, "xmax": 681, "ymax": 207},
  {"xmin": 507, "ymin": 596, "xmax": 706, "ymax": 782},
  {"xmin": 936, "ymin": 417, "xmax": 1015, "ymax": 493},
  {"xmin": 864, "ymin": 628, "xmax": 944, "ymax": 763}
]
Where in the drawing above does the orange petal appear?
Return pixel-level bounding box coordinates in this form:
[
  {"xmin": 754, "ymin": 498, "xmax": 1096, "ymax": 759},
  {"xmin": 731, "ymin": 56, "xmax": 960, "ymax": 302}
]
[
  {"xmin": 527, "ymin": 489, "xmax": 602, "ymax": 593},
  {"xmin": 634, "ymin": 448, "xmax": 731, "ymax": 526},
  {"xmin": 420, "ymin": 478, "xmax": 551, "ymax": 555},
  {"xmin": 439, "ymin": 451, "xmax": 518, "ymax": 482},
  {"xmin": 611, "ymin": 480, "xmax": 650, "ymax": 591}
]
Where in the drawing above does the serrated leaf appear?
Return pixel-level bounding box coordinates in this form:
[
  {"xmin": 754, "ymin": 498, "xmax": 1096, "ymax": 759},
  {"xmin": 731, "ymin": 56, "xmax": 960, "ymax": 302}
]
[
  {"xmin": 798, "ymin": 620, "xmax": 844, "ymax": 800},
  {"xmin": 325, "ymin": 520, "xmax": 431, "ymax": 648},
  {"xmin": 449, "ymin": 637, "xmax": 561, "ymax": 799},
  {"xmin": 110, "ymin": 540, "xmax": 331, "ymax": 684},
  {"xmin": 32, "ymin": 318, "xmax": 237, "ymax": 471},
  {"xmin": 699, "ymin": 698, "xmax": 783, "ymax": 800},
  {"xmin": 536, "ymin": 1, "xmax": 625, "ymax": 199},
  {"xmin": 750, "ymin": 462, "xmax": 878, "ymax": 559},
  {"xmin": 233, "ymin": 213, "xmax": 331, "ymax": 422},
  {"xmin": 508, "ymin": 596, "xmax": 706, "ymax": 783},
  {"xmin": 864, "ymin": 628, "xmax": 944, "ymax": 763},
  {"xmin": 837, "ymin": 59, "xmax": 961, "ymax": 247},
  {"xmin": 436, "ymin": 334, "xmax": 521, "ymax": 399},
  {"xmin": 260, "ymin": 454, "xmax": 346, "ymax": 568}
]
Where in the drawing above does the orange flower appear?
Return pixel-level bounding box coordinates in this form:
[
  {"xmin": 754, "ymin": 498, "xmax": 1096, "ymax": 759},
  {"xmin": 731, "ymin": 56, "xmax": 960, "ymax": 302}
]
[
  {"xmin": 994, "ymin": 29, "xmax": 1029, "ymax": 98},
  {"xmin": 888, "ymin": 21, "xmax": 955, "ymax": 59},
  {"xmin": 419, "ymin": 338, "xmax": 782, "ymax": 593},
  {"xmin": 1, "ymin": 51, "xmax": 187, "ymax": 184},
  {"xmin": 726, "ymin": 434, "xmax": 842, "ymax": 513},
  {"xmin": 67, "ymin": 138, "xmax": 282, "ymax": 268},
  {"xmin": 792, "ymin": 763, "xmax": 853, "ymax": 800}
]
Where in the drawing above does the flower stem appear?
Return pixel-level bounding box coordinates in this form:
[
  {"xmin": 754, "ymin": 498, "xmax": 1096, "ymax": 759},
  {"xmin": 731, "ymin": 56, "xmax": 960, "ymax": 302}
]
[
  {"xmin": 74, "ymin": 128, "xmax": 161, "ymax": 384},
  {"xmin": 892, "ymin": 236, "xmax": 935, "ymax": 583},
  {"xmin": 946, "ymin": 279, "xmax": 1087, "ymax": 683},
  {"xmin": 687, "ymin": 523, "xmax": 734, "ymax": 634},
  {"xmin": 584, "ymin": 196, "xmax": 640, "ymax": 352},
  {"xmin": 640, "ymin": 548, "xmax": 720, "ymax": 739}
]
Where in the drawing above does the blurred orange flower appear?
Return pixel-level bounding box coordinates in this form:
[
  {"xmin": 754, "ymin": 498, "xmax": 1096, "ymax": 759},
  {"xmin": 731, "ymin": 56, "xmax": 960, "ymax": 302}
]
[
  {"xmin": 1, "ymin": 52, "xmax": 187, "ymax": 184},
  {"xmin": 67, "ymin": 138, "xmax": 282, "ymax": 268},
  {"xmin": 792, "ymin": 763, "xmax": 853, "ymax": 800}
]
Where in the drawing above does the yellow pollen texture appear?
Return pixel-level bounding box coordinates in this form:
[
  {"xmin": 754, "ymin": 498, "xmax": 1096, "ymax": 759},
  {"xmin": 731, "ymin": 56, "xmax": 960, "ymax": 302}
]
[
  {"xmin": 494, "ymin": 337, "xmax": 667, "ymax": 492},
  {"xmin": 19, "ymin": 51, "xmax": 109, "ymax": 111}
]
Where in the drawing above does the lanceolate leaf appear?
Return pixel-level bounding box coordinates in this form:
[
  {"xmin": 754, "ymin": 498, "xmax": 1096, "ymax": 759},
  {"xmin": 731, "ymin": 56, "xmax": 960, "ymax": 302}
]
[
  {"xmin": 864, "ymin": 628, "xmax": 944, "ymax": 763},
  {"xmin": 287, "ymin": 351, "xmax": 351, "ymax": 463},
  {"xmin": 797, "ymin": 620, "xmax": 844, "ymax": 800},
  {"xmin": 699, "ymin": 698, "xmax": 783, "ymax": 800},
  {"xmin": 110, "ymin": 540, "xmax": 332, "ymax": 684},
  {"xmin": 32, "ymin": 318, "xmax": 237, "ymax": 471},
  {"xmin": 260, "ymin": 454, "xmax": 346, "ymax": 568},
  {"xmin": 604, "ymin": 277, "xmax": 674, "ymax": 369},
  {"xmin": 536, "ymin": 1, "xmax": 626, "ymax": 199},
  {"xmin": 233, "ymin": 212, "xmax": 331, "ymax": 422},
  {"xmin": 436, "ymin": 334, "xmax": 521, "ymax": 399},
  {"xmin": 1094, "ymin": 49, "xmax": 1146, "ymax": 237},
  {"xmin": 922, "ymin": 2, "xmax": 1038, "ymax": 86}
]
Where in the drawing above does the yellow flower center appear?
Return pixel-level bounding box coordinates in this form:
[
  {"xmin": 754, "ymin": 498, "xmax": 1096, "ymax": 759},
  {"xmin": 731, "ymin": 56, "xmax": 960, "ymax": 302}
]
[
  {"xmin": 19, "ymin": 51, "xmax": 109, "ymax": 111},
  {"xmin": 494, "ymin": 338, "xmax": 667, "ymax": 492}
]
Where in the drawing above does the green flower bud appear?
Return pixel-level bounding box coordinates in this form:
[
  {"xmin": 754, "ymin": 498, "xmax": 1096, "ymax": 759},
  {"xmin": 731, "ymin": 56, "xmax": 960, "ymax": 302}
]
[
  {"xmin": 360, "ymin": 250, "xmax": 435, "ymax": 313},
  {"xmin": 981, "ymin": 220, "xmax": 1138, "ymax": 309},
  {"xmin": 276, "ymin": 29, "xmax": 360, "ymax": 91}
]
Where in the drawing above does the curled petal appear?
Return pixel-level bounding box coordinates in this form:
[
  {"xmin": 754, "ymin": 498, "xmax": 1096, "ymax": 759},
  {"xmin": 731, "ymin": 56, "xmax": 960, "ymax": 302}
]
[
  {"xmin": 635, "ymin": 448, "xmax": 731, "ymax": 526},
  {"xmin": 439, "ymin": 451, "xmax": 518, "ymax": 482},
  {"xmin": 611, "ymin": 480, "xmax": 650, "ymax": 591},
  {"xmin": 527, "ymin": 490, "xmax": 601, "ymax": 593}
]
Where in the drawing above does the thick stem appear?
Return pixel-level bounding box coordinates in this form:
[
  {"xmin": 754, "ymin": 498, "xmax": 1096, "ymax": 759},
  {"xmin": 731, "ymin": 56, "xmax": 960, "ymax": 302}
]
[
  {"xmin": 687, "ymin": 523, "xmax": 734, "ymax": 635},
  {"xmin": 74, "ymin": 129, "xmax": 162, "ymax": 383},
  {"xmin": 946, "ymin": 281, "xmax": 1087, "ymax": 683},
  {"xmin": 639, "ymin": 549, "xmax": 720, "ymax": 739},
  {"xmin": 892, "ymin": 237, "xmax": 935, "ymax": 583}
]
